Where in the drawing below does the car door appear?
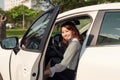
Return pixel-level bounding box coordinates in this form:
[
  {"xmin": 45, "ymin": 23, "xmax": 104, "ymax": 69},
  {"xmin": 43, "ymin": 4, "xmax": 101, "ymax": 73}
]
[
  {"xmin": 10, "ymin": 6, "xmax": 60, "ymax": 80},
  {"xmin": 77, "ymin": 10, "xmax": 120, "ymax": 80}
]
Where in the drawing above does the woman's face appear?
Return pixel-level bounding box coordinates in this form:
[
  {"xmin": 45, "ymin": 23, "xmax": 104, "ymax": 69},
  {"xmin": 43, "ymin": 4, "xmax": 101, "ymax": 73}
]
[{"xmin": 61, "ymin": 27, "xmax": 73, "ymax": 41}]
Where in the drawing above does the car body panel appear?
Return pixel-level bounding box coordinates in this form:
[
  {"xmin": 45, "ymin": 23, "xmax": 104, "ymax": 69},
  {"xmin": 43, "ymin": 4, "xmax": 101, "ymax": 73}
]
[
  {"xmin": 57, "ymin": 2, "xmax": 120, "ymax": 19},
  {"xmin": 77, "ymin": 46, "xmax": 120, "ymax": 80},
  {"xmin": 10, "ymin": 6, "xmax": 60, "ymax": 80},
  {"xmin": 0, "ymin": 6, "xmax": 60, "ymax": 80},
  {"xmin": 76, "ymin": 6, "xmax": 120, "ymax": 80},
  {"xmin": 56, "ymin": 3, "xmax": 120, "ymax": 80},
  {"xmin": 10, "ymin": 50, "xmax": 40, "ymax": 80},
  {"xmin": 0, "ymin": 47, "xmax": 11, "ymax": 80}
]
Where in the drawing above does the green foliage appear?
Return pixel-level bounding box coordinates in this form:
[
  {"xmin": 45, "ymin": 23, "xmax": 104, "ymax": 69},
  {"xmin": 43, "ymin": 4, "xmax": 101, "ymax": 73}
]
[
  {"xmin": 4, "ymin": 0, "xmax": 120, "ymax": 38},
  {"xmin": 6, "ymin": 29, "xmax": 27, "ymax": 38},
  {"xmin": 50, "ymin": 0, "xmax": 97, "ymax": 12},
  {"xmin": 50, "ymin": 0, "xmax": 120, "ymax": 12},
  {"xmin": 0, "ymin": 8, "xmax": 4, "ymax": 14},
  {"xmin": 6, "ymin": 5, "xmax": 38, "ymax": 28},
  {"xmin": 0, "ymin": 8, "xmax": 6, "ymax": 16}
]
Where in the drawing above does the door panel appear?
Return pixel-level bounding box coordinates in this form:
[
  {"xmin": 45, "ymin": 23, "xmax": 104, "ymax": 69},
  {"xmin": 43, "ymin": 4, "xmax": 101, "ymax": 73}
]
[
  {"xmin": 10, "ymin": 6, "xmax": 60, "ymax": 80},
  {"xmin": 0, "ymin": 48, "xmax": 12, "ymax": 80},
  {"xmin": 10, "ymin": 50, "xmax": 40, "ymax": 80},
  {"xmin": 77, "ymin": 10, "xmax": 120, "ymax": 80},
  {"xmin": 77, "ymin": 46, "xmax": 120, "ymax": 80}
]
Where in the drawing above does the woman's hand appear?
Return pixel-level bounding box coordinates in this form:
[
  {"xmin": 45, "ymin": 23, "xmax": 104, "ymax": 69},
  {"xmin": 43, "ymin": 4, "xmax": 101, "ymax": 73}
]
[{"xmin": 44, "ymin": 69, "xmax": 51, "ymax": 79}]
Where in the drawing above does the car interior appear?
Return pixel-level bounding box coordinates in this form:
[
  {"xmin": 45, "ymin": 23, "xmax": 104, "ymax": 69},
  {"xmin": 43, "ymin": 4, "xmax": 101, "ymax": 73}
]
[{"xmin": 44, "ymin": 16, "xmax": 92, "ymax": 80}]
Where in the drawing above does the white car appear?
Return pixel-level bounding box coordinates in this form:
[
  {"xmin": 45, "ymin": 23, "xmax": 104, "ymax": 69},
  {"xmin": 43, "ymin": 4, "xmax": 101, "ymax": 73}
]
[{"xmin": 1, "ymin": 2, "xmax": 120, "ymax": 80}]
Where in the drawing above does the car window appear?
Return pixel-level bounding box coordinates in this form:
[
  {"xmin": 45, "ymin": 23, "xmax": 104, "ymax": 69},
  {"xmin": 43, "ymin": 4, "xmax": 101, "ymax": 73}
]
[
  {"xmin": 97, "ymin": 12, "xmax": 120, "ymax": 45},
  {"xmin": 21, "ymin": 8, "xmax": 56, "ymax": 51},
  {"xmin": 53, "ymin": 16, "xmax": 91, "ymax": 36}
]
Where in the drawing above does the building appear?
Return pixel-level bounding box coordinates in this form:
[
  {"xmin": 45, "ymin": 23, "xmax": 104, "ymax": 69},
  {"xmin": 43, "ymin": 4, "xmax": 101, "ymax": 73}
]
[
  {"xmin": 0, "ymin": 0, "xmax": 52, "ymax": 11},
  {"xmin": 0, "ymin": 0, "xmax": 32, "ymax": 11}
]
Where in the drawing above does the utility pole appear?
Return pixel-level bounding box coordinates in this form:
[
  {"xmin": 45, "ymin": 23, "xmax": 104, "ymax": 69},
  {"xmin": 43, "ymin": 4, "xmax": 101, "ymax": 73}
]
[
  {"xmin": 22, "ymin": 10, "xmax": 25, "ymax": 30},
  {"xmin": 21, "ymin": 0, "xmax": 25, "ymax": 30}
]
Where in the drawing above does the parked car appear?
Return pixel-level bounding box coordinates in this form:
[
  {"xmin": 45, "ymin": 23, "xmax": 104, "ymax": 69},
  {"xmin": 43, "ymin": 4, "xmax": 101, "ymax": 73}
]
[
  {"xmin": 6, "ymin": 23, "xmax": 14, "ymax": 29},
  {"xmin": 1, "ymin": 2, "xmax": 120, "ymax": 80}
]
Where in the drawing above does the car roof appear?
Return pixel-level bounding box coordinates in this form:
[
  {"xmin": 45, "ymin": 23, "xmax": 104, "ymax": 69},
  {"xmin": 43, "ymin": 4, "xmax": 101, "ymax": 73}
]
[{"xmin": 57, "ymin": 2, "xmax": 120, "ymax": 18}]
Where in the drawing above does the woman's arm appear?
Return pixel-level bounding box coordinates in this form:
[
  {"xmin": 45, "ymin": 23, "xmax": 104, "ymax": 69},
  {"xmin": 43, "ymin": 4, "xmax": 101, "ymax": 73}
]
[{"xmin": 49, "ymin": 40, "xmax": 81, "ymax": 77}]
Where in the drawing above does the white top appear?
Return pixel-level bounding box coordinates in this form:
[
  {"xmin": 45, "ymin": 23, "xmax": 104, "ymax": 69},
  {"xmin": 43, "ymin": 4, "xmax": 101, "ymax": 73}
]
[{"xmin": 50, "ymin": 38, "xmax": 81, "ymax": 77}]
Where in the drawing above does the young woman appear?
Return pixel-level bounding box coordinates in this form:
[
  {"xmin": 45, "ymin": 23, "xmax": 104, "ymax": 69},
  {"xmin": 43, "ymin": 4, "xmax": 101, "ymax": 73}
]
[{"xmin": 44, "ymin": 21, "xmax": 83, "ymax": 80}]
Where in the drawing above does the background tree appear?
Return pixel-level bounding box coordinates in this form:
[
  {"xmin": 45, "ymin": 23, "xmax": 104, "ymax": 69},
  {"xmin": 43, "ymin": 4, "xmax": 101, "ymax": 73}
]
[
  {"xmin": 50, "ymin": 0, "xmax": 120, "ymax": 12},
  {"xmin": 33, "ymin": 0, "xmax": 120, "ymax": 12},
  {"xmin": 5, "ymin": 0, "xmax": 120, "ymax": 29},
  {"xmin": 0, "ymin": 8, "xmax": 7, "ymax": 41},
  {"xmin": 0, "ymin": 8, "xmax": 4, "ymax": 14},
  {"xmin": 6, "ymin": 5, "xmax": 39, "ymax": 29}
]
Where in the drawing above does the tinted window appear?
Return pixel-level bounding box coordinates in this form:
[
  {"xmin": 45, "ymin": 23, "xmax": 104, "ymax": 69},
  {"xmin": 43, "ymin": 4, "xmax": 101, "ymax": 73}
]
[
  {"xmin": 97, "ymin": 12, "xmax": 120, "ymax": 45},
  {"xmin": 21, "ymin": 9, "xmax": 54, "ymax": 50}
]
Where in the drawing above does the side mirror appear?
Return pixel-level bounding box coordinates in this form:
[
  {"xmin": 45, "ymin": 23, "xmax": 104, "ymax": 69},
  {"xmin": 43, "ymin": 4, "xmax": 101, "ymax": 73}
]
[
  {"xmin": 1, "ymin": 37, "xmax": 19, "ymax": 49},
  {"xmin": 1, "ymin": 37, "xmax": 20, "ymax": 54}
]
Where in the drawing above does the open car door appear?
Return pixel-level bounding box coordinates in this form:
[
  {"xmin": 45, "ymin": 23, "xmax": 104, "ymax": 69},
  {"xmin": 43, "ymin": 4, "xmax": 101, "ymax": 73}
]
[{"xmin": 10, "ymin": 6, "xmax": 60, "ymax": 80}]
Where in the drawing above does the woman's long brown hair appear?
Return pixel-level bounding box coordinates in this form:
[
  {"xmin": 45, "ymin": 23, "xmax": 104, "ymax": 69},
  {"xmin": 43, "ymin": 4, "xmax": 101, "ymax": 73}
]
[{"xmin": 60, "ymin": 21, "xmax": 83, "ymax": 48}]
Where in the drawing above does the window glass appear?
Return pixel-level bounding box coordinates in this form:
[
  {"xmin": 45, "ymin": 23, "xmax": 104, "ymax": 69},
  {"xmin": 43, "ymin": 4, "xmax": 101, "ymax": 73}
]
[
  {"xmin": 21, "ymin": 9, "xmax": 54, "ymax": 50},
  {"xmin": 53, "ymin": 16, "xmax": 91, "ymax": 37},
  {"xmin": 97, "ymin": 12, "xmax": 120, "ymax": 45}
]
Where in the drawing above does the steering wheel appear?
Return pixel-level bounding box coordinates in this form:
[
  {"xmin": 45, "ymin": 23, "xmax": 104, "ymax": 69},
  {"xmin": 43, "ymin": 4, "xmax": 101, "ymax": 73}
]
[{"xmin": 45, "ymin": 34, "xmax": 65, "ymax": 67}]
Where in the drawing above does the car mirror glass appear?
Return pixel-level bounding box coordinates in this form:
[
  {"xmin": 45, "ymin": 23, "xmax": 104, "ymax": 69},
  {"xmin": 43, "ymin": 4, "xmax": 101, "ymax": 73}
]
[{"xmin": 1, "ymin": 37, "xmax": 18, "ymax": 49}]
